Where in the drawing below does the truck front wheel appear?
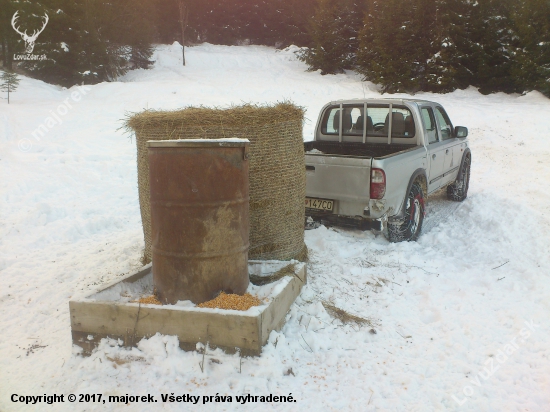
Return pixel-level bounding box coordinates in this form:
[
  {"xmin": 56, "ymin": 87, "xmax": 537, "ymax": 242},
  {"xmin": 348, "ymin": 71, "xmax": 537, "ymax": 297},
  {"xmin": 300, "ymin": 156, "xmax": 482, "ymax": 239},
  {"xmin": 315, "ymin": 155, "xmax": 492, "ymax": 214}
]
[
  {"xmin": 447, "ymin": 154, "xmax": 471, "ymax": 202},
  {"xmin": 387, "ymin": 182, "xmax": 425, "ymax": 242}
]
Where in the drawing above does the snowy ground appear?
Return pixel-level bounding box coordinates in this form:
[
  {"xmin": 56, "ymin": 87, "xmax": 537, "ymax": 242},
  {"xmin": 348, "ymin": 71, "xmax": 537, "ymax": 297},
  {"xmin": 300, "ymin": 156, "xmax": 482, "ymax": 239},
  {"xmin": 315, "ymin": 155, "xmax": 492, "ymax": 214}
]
[{"xmin": 1, "ymin": 43, "xmax": 550, "ymax": 411}]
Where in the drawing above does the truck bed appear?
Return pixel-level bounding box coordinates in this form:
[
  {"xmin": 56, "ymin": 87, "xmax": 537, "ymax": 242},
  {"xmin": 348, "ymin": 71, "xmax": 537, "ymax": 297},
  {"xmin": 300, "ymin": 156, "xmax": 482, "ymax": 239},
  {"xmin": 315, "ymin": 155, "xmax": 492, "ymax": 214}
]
[{"xmin": 304, "ymin": 141, "xmax": 416, "ymax": 159}]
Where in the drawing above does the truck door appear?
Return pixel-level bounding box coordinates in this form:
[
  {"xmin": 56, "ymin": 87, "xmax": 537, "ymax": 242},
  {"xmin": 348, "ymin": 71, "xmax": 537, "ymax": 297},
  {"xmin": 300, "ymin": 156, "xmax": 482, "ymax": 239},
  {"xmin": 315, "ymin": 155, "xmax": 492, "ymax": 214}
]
[
  {"xmin": 434, "ymin": 106, "xmax": 462, "ymax": 186},
  {"xmin": 422, "ymin": 106, "xmax": 445, "ymax": 193}
]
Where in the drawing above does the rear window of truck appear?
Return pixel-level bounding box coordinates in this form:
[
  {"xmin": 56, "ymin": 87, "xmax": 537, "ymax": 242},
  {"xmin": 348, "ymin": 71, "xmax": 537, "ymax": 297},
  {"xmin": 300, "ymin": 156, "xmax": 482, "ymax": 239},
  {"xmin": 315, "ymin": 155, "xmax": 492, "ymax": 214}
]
[{"xmin": 321, "ymin": 104, "xmax": 415, "ymax": 138}]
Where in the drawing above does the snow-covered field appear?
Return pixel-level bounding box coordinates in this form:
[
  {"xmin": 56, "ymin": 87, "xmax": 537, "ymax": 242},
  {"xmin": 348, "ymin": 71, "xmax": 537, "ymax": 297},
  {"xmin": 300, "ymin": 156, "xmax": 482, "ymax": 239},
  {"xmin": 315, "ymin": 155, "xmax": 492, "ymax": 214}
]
[{"xmin": 1, "ymin": 43, "xmax": 550, "ymax": 411}]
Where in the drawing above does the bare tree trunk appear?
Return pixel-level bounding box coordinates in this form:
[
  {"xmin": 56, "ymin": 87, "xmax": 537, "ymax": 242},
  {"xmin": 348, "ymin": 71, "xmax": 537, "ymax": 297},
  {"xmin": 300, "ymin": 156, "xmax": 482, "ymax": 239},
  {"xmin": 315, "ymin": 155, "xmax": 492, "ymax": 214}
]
[
  {"xmin": 182, "ymin": 40, "xmax": 185, "ymax": 66},
  {"xmin": 177, "ymin": 0, "xmax": 189, "ymax": 66}
]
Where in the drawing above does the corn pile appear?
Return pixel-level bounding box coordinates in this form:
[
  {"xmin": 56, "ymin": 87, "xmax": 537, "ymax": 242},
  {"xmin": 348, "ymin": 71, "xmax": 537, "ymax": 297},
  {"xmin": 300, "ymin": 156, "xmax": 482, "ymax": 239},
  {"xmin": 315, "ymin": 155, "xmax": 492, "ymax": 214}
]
[
  {"xmin": 198, "ymin": 292, "xmax": 261, "ymax": 311},
  {"xmin": 131, "ymin": 295, "xmax": 162, "ymax": 305}
]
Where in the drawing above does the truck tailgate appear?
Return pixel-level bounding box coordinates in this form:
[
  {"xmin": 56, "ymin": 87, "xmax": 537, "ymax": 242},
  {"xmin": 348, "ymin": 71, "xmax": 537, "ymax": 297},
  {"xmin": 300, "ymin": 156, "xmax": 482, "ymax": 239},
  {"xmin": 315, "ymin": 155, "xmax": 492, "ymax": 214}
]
[{"xmin": 305, "ymin": 155, "xmax": 371, "ymax": 216}]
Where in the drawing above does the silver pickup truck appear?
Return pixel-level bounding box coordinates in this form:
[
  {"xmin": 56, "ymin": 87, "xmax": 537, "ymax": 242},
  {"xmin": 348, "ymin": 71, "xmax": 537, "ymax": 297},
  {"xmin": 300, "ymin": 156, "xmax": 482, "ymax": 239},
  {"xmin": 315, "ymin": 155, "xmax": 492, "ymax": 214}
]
[{"xmin": 304, "ymin": 98, "xmax": 471, "ymax": 241}]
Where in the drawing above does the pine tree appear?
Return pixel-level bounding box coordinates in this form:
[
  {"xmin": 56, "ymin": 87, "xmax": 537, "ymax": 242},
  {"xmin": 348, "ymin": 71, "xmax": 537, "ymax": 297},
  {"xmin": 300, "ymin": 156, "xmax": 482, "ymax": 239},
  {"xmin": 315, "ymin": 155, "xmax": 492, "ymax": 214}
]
[
  {"xmin": 357, "ymin": 0, "xmax": 429, "ymax": 93},
  {"xmin": 406, "ymin": 0, "xmax": 440, "ymax": 91},
  {"xmin": 425, "ymin": 0, "xmax": 473, "ymax": 92},
  {"xmin": 187, "ymin": 0, "xmax": 241, "ymax": 45},
  {"xmin": 0, "ymin": 0, "xmax": 16, "ymax": 71},
  {"xmin": 358, "ymin": 0, "xmax": 520, "ymax": 95},
  {"xmin": 151, "ymin": 0, "xmax": 180, "ymax": 43},
  {"xmin": 17, "ymin": 0, "xmax": 81, "ymax": 86},
  {"xmin": 468, "ymin": 0, "xmax": 514, "ymax": 94},
  {"xmin": 15, "ymin": 0, "xmax": 156, "ymax": 86},
  {"xmin": 0, "ymin": 69, "xmax": 20, "ymax": 103},
  {"xmin": 430, "ymin": 0, "xmax": 516, "ymax": 94},
  {"xmin": 299, "ymin": 0, "xmax": 363, "ymax": 74},
  {"xmin": 0, "ymin": 0, "xmax": 39, "ymax": 71},
  {"xmin": 278, "ymin": 0, "xmax": 317, "ymax": 47},
  {"xmin": 509, "ymin": 0, "xmax": 550, "ymax": 96}
]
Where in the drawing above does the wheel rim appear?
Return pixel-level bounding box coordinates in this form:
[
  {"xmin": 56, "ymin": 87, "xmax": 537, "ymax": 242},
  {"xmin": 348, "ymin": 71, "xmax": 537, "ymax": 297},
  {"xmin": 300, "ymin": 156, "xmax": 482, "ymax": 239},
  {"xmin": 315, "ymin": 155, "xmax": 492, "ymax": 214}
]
[{"xmin": 410, "ymin": 198, "xmax": 421, "ymax": 234}]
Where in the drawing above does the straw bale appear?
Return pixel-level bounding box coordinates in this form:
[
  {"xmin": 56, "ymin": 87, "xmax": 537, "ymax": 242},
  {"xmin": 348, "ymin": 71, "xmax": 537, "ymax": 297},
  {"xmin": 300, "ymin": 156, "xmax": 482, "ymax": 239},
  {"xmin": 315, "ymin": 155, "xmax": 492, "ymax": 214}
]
[{"xmin": 124, "ymin": 102, "xmax": 307, "ymax": 262}]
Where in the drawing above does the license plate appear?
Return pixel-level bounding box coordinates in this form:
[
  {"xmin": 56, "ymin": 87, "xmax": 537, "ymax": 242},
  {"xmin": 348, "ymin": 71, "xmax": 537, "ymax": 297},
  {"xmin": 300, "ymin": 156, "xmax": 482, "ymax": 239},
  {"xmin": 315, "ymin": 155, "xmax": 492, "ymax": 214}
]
[{"xmin": 305, "ymin": 197, "xmax": 334, "ymax": 211}]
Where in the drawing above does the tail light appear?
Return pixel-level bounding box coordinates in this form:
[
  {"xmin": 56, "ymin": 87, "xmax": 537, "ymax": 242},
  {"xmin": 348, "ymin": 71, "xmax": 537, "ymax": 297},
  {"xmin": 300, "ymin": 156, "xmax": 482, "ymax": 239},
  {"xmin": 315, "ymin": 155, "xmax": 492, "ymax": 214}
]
[{"xmin": 370, "ymin": 168, "xmax": 386, "ymax": 199}]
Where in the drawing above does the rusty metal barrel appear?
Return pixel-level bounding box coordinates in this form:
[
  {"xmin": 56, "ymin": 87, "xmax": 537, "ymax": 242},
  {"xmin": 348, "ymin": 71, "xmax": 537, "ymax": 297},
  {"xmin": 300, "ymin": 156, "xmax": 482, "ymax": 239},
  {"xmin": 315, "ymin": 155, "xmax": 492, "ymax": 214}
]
[{"xmin": 147, "ymin": 139, "xmax": 250, "ymax": 304}]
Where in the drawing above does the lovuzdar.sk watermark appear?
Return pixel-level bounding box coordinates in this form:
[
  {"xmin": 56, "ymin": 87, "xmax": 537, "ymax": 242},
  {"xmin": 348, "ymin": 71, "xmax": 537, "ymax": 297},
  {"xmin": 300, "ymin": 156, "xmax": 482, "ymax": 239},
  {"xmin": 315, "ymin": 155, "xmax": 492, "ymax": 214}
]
[
  {"xmin": 13, "ymin": 54, "xmax": 47, "ymax": 61},
  {"xmin": 451, "ymin": 319, "xmax": 540, "ymax": 406},
  {"xmin": 11, "ymin": 11, "xmax": 49, "ymax": 61}
]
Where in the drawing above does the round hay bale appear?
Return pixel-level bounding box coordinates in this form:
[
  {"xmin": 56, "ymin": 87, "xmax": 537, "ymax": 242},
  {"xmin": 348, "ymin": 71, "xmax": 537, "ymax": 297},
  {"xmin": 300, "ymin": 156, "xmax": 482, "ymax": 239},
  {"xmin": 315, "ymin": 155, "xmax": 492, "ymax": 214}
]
[{"xmin": 125, "ymin": 102, "xmax": 307, "ymax": 262}]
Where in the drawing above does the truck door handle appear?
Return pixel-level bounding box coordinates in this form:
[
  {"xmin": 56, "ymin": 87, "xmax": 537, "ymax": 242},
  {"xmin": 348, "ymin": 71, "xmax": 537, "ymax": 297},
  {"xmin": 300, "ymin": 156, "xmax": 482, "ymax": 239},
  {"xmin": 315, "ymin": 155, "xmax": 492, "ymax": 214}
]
[
  {"xmin": 432, "ymin": 154, "xmax": 436, "ymax": 159},
  {"xmin": 306, "ymin": 165, "xmax": 315, "ymax": 171},
  {"xmin": 446, "ymin": 149, "xmax": 449, "ymax": 154}
]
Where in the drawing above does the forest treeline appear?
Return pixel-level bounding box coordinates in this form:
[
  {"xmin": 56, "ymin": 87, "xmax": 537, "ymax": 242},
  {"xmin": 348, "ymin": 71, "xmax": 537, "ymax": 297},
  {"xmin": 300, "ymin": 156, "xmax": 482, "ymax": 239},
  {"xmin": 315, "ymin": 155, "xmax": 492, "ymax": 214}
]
[
  {"xmin": 0, "ymin": 0, "xmax": 548, "ymax": 96},
  {"xmin": 303, "ymin": 0, "xmax": 550, "ymax": 96}
]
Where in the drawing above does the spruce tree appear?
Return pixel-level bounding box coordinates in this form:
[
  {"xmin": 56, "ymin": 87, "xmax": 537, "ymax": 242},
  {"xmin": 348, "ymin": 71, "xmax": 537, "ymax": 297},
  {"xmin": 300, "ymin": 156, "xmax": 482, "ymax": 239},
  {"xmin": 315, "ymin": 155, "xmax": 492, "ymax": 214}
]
[
  {"xmin": 0, "ymin": 0, "xmax": 17, "ymax": 71},
  {"xmin": 430, "ymin": 0, "xmax": 517, "ymax": 94},
  {"xmin": 358, "ymin": 0, "xmax": 521, "ymax": 95},
  {"xmin": 509, "ymin": 0, "xmax": 550, "ymax": 96},
  {"xmin": 0, "ymin": 70, "xmax": 20, "ymax": 104},
  {"xmin": 17, "ymin": 0, "xmax": 81, "ymax": 86},
  {"xmin": 425, "ymin": 0, "xmax": 473, "ymax": 92},
  {"xmin": 357, "ymin": 0, "xmax": 428, "ymax": 93},
  {"xmin": 278, "ymin": 0, "xmax": 317, "ymax": 47},
  {"xmin": 16, "ymin": 0, "xmax": 156, "ymax": 86},
  {"xmin": 468, "ymin": 0, "xmax": 514, "ymax": 94},
  {"xmin": 299, "ymin": 0, "xmax": 363, "ymax": 75}
]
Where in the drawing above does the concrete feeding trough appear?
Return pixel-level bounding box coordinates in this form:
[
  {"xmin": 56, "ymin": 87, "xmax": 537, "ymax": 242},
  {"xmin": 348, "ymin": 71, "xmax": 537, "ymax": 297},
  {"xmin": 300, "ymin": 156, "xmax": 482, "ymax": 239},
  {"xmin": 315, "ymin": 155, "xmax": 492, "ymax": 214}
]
[{"xmin": 70, "ymin": 261, "xmax": 306, "ymax": 356}]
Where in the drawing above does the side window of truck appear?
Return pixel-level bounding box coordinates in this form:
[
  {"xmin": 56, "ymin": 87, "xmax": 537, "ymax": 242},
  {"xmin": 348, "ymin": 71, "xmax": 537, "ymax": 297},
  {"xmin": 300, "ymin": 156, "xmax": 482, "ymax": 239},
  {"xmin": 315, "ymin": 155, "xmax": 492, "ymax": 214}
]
[
  {"xmin": 421, "ymin": 107, "xmax": 438, "ymax": 144},
  {"xmin": 321, "ymin": 107, "xmax": 341, "ymax": 135},
  {"xmin": 435, "ymin": 107, "xmax": 454, "ymax": 140}
]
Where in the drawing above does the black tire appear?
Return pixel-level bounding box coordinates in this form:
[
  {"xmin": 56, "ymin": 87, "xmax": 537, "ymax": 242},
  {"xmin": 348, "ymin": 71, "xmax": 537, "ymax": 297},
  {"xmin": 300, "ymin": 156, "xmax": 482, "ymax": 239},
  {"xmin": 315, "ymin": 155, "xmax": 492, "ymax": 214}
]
[
  {"xmin": 387, "ymin": 182, "xmax": 425, "ymax": 242},
  {"xmin": 447, "ymin": 154, "xmax": 471, "ymax": 202}
]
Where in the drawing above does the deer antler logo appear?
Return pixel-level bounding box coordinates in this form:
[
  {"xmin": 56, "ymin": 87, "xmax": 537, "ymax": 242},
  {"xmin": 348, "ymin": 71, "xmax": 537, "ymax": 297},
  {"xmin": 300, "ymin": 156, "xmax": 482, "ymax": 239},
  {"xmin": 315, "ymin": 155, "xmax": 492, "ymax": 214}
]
[{"xmin": 11, "ymin": 11, "xmax": 49, "ymax": 54}]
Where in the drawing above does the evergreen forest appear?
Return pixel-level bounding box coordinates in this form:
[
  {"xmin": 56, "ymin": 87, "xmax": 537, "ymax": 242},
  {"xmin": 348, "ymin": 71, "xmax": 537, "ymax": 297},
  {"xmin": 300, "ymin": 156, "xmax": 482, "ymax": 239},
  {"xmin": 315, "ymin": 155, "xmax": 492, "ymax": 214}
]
[{"xmin": 0, "ymin": 0, "xmax": 548, "ymax": 96}]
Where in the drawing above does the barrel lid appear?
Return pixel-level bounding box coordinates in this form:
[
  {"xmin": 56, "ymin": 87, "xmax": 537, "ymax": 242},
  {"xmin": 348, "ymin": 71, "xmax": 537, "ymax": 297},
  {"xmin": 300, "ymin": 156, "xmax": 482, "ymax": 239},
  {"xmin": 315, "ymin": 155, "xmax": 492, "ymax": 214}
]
[{"xmin": 147, "ymin": 138, "xmax": 250, "ymax": 148}]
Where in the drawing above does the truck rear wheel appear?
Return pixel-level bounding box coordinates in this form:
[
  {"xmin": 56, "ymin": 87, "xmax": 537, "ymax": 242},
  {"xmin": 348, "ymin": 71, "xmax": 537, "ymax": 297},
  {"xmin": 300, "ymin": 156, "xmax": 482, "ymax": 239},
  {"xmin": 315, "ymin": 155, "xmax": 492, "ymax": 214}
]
[
  {"xmin": 447, "ymin": 154, "xmax": 471, "ymax": 202},
  {"xmin": 387, "ymin": 182, "xmax": 425, "ymax": 242}
]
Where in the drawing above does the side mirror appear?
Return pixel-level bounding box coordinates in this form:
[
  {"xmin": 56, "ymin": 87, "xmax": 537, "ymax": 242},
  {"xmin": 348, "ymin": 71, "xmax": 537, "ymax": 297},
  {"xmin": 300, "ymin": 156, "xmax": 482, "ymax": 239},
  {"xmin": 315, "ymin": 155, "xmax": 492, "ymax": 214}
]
[{"xmin": 455, "ymin": 126, "xmax": 468, "ymax": 138}]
